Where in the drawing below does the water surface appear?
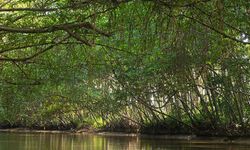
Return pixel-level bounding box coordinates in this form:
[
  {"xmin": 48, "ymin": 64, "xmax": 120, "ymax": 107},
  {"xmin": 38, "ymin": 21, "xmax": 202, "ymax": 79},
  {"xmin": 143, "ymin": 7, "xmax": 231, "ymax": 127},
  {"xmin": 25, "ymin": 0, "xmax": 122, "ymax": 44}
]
[{"xmin": 0, "ymin": 132, "xmax": 250, "ymax": 150}]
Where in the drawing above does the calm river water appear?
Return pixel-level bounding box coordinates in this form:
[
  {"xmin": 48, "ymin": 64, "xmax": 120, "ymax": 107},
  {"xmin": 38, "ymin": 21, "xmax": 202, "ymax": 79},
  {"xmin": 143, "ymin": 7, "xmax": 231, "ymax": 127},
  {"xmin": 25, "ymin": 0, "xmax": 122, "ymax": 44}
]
[{"xmin": 0, "ymin": 132, "xmax": 250, "ymax": 150}]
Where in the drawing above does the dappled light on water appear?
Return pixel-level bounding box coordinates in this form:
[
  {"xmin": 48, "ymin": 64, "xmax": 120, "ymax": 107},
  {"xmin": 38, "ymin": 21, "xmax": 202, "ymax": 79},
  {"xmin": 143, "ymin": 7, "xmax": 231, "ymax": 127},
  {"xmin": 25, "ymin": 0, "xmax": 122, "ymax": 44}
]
[{"xmin": 0, "ymin": 133, "xmax": 250, "ymax": 150}]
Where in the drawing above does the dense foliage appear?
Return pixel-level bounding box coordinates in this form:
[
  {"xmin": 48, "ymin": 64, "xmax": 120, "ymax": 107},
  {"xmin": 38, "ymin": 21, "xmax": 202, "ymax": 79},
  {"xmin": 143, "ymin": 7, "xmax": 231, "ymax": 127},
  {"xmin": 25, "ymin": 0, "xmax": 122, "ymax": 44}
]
[{"xmin": 0, "ymin": 0, "xmax": 249, "ymax": 135}]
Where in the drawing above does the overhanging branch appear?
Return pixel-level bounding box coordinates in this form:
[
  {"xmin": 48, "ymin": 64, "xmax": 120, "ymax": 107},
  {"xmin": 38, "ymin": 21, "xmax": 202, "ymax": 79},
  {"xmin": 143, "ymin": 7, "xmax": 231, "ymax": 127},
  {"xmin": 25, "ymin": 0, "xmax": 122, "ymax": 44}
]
[
  {"xmin": 0, "ymin": 22, "xmax": 111, "ymax": 36},
  {"xmin": 182, "ymin": 14, "xmax": 250, "ymax": 44},
  {"xmin": 0, "ymin": 36, "xmax": 70, "ymax": 62}
]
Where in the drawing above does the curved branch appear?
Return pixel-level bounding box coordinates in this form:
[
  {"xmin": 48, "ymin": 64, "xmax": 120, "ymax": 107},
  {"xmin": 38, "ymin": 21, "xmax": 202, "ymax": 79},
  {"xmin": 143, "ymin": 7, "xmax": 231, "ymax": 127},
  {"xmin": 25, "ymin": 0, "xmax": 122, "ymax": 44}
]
[
  {"xmin": 0, "ymin": 7, "xmax": 61, "ymax": 12},
  {"xmin": 0, "ymin": 42, "xmax": 52, "ymax": 54},
  {"xmin": 193, "ymin": 6, "xmax": 249, "ymax": 36},
  {"xmin": 0, "ymin": 2, "xmax": 89, "ymax": 12},
  {"xmin": 0, "ymin": 22, "xmax": 111, "ymax": 36},
  {"xmin": 155, "ymin": 0, "xmax": 212, "ymax": 8},
  {"xmin": 182, "ymin": 14, "xmax": 250, "ymax": 45},
  {"xmin": 0, "ymin": 36, "xmax": 70, "ymax": 62},
  {"xmin": 65, "ymin": 29, "xmax": 93, "ymax": 46}
]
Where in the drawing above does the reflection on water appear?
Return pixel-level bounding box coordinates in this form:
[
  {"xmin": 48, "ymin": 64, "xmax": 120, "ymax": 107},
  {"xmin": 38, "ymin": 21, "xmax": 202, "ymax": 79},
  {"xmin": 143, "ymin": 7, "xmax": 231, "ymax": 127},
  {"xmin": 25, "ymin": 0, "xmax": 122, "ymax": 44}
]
[{"xmin": 0, "ymin": 132, "xmax": 250, "ymax": 150}]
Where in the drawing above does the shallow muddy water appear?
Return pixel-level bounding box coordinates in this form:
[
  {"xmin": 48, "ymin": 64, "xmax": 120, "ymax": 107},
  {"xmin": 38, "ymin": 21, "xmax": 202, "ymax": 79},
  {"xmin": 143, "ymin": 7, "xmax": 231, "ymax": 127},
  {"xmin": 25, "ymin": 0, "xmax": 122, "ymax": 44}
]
[{"xmin": 0, "ymin": 132, "xmax": 250, "ymax": 150}]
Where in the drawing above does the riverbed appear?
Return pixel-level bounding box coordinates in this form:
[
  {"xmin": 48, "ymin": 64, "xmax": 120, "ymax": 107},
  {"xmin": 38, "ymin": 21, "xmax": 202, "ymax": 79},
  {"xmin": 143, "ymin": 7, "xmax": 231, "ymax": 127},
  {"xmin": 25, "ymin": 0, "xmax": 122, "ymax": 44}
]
[{"xmin": 0, "ymin": 131, "xmax": 250, "ymax": 150}]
